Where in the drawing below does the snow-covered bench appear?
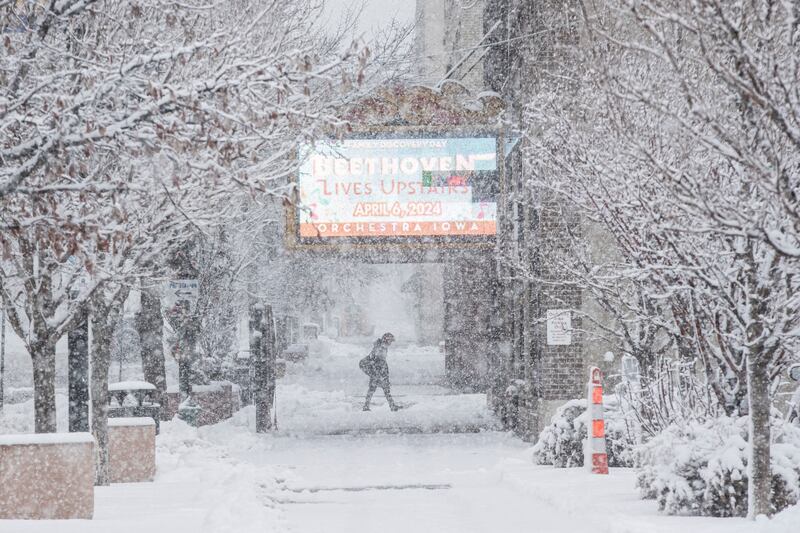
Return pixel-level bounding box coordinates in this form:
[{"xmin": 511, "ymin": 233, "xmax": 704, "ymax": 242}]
[
  {"xmin": 108, "ymin": 381, "xmax": 161, "ymax": 433},
  {"xmin": 282, "ymin": 343, "xmax": 308, "ymax": 362},
  {"xmin": 0, "ymin": 433, "xmax": 95, "ymax": 519},
  {"xmin": 108, "ymin": 417, "xmax": 156, "ymax": 483}
]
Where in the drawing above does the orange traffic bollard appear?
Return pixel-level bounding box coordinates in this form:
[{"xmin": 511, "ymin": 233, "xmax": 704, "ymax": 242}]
[{"xmin": 585, "ymin": 366, "xmax": 609, "ymax": 474}]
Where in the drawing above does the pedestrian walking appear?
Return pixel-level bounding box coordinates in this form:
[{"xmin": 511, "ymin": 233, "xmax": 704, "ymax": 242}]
[{"xmin": 359, "ymin": 332, "xmax": 398, "ymax": 411}]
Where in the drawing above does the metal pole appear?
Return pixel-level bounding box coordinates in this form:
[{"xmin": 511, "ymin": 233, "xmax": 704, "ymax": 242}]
[{"xmin": 179, "ymin": 357, "xmax": 191, "ymax": 398}]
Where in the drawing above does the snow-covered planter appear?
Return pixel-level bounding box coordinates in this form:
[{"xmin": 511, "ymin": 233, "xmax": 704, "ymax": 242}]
[
  {"xmin": 0, "ymin": 433, "xmax": 95, "ymax": 519},
  {"xmin": 108, "ymin": 417, "xmax": 157, "ymax": 483},
  {"xmin": 532, "ymin": 397, "xmax": 637, "ymax": 468},
  {"xmin": 635, "ymin": 416, "xmax": 800, "ymax": 516}
]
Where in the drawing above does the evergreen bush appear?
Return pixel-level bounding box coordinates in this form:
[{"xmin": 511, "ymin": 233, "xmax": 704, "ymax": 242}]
[{"xmin": 532, "ymin": 397, "xmax": 637, "ymax": 468}]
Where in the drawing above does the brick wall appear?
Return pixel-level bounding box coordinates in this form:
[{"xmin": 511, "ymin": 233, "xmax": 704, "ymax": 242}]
[
  {"xmin": 443, "ymin": 253, "xmax": 497, "ymax": 390},
  {"xmin": 535, "ymin": 196, "xmax": 584, "ymax": 401},
  {"xmin": 496, "ymin": 142, "xmax": 586, "ymax": 438},
  {"xmin": 414, "ymin": 0, "xmax": 592, "ymax": 439}
]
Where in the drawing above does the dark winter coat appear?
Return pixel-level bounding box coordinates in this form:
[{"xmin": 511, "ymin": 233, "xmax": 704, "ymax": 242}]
[{"xmin": 359, "ymin": 339, "xmax": 390, "ymax": 383}]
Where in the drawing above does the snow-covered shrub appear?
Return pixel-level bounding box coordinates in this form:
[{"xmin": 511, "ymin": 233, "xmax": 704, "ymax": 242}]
[
  {"xmin": 605, "ymin": 411, "xmax": 638, "ymax": 467},
  {"xmin": 635, "ymin": 416, "xmax": 800, "ymax": 516},
  {"xmin": 532, "ymin": 397, "xmax": 637, "ymax": 468},
  {"xmin": 532, "ymin": 400, "xmax": 585, "ymax": 467}
]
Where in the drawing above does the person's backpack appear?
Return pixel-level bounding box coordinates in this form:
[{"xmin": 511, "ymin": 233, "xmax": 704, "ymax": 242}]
[
  {"xmin": 358, "ymin": 341, "xmax": 380, "ymax": 376},
  {"xmin": 359, "ymin": 355, "xmax": 374, "ymax": 376}
]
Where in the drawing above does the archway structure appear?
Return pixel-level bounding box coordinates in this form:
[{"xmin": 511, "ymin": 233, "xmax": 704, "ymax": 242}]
[{"xmin": 284, "ymin": 81, "xmax": 507, "ymax": 392}]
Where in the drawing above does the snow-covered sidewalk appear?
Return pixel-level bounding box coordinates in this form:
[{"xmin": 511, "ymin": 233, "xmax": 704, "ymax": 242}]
[
  {"xmin": 3, "ymin": 339, "xmax": 800, "ymax": 532},
  {"xmin": 7, "ymin": 411, "xmax": 796, "ymax": 533},
  {"xmin": 1, "ymin": 415, "xmax": 282, "ymax": 533},
  {"xmin": 212, "ymin": 411, "xmax": 800, "ymax": 533},
  {"xmin": 273, "ymin": 339, "xmax": 499, "ymax": 435}
]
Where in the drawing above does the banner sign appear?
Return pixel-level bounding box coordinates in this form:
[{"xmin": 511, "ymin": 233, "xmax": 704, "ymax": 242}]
[
  {"xmin": 164, "ymin": 279, "xmax": 199, "ymax": 314},
  {"xmin": 296, "ymin": 135, "xmax": 499, "ymax": 242},
  {"xmin": 546, "ymin": 309, "xmax": 572, "ymax": 346}
]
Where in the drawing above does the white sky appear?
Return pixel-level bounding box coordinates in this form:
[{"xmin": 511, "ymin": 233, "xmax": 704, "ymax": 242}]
[{"xmin": 323, "ymin": 0, "xmax": 417, "ymax": 40}]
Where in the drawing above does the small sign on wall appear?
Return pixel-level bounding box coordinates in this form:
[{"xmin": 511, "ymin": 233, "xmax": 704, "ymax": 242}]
[{"xmin": 546, "ymin": 309, "xmax": 572, "ymax": 345}]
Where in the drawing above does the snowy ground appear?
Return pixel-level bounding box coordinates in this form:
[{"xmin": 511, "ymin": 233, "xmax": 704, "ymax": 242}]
[
  {"xmin": 2, "ymin": 337, "xmax": 800, "ymax": 532},
  {"xmin": 274, "ymin": 338, "xmax": 498, "ymax": 435}
]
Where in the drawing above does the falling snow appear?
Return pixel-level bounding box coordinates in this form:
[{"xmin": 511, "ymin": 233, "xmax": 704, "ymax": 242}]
[{"xmin": 2, "ymin": 0, "xmax": 800, "ymax": 530}]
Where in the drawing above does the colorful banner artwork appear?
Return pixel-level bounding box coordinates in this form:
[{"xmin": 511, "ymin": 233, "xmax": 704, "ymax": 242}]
[{"xmin": 297, "ymin": 137, "xmax": 498, "ymax": 239}]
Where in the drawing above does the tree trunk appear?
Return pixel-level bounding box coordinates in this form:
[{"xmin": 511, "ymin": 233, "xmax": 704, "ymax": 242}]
[
  {"xmin": 136, "ymin": 287, "xmax": 167, "ymax": 415},
  {"xmin": 31, "ymin": 341, "xmax": 57, "ymax": 433},
  {"xmin": 265, "ymin": 306, "xmax": 277, "ymax": 429},
  {"xmin": 91, "ymin": 309, "xmax": 115, "ymax": 486},
  {"xmin": 250, "ymin": 303, "xmax": 270, "ymax": 432},
  {"xmin": 68, "ymin": 308, "xmax": 90, "ymax": 432},
  {"xmin": 747, "ymin": 357, "xmax": 772, "ymax": 518}
]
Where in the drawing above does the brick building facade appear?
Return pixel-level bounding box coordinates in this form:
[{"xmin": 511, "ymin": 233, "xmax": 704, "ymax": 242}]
[{"xmin": 414, "ymin": 0, "xmax": 599, "ymax": 439}]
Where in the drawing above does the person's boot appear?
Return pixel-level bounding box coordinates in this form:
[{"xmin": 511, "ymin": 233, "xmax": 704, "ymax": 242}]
[
  {"xmin": 387, "ymin": 396, "xmax": 399, "ymax": 411},
  {"xmin": 363, "ymin": 389, "xmax": 374, "ymax": 411}
]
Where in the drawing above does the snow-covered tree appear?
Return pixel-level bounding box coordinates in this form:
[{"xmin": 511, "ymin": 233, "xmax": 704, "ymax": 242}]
[
  {"xmin": 520, "ymin": 0, "xmax": 800, "ymax": 517},
  {"xmin": 0, "ymin": 0, "xmax": 405, "ymax": 451},
  {"xmin": 0, "ymin": 1, "xmax": 376, "ymax": 201}
]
